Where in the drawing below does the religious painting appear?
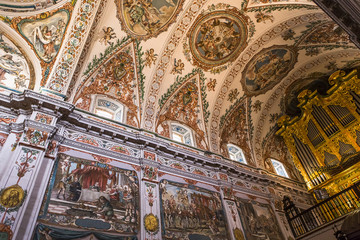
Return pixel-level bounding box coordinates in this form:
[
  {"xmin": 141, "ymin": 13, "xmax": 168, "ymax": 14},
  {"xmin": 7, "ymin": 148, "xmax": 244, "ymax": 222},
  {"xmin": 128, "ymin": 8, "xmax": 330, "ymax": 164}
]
[
  {"xmin": 242, "ymin": 45, "xmax": 298, "ymax": 96},
  {"xmin": 236, "ymin": 197, "xmax": 284, "ymax": 240},
  {"xmin": 38, "ymin": 155, "xmax": 139, "ymax": 235},
  {"xmin": 13, "ymin": 8, "xmax": 70, "ymax": 63},
  {"xmin": 0, "ymin": 33, "xmax": 34, "ymax": 91},
  {"xmin": 187, "ymin": 7, "xmax": 248, "ymax": 71},
  {"xmin": 160, "ymin": 180, "xmax": 229, "ymax": 239},
  {"xmin": 115, "ymin": 0, "xmax": 185, "ymax": 40}
]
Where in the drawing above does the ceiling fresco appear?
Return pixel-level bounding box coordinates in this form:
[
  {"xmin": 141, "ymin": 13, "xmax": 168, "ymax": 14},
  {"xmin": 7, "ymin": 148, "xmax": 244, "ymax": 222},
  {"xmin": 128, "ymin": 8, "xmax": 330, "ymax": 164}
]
[
  {"xmin": 0, "ymin": 0, "xmax": 359, "ymax": 178},
  {"xmin": 0, "ymin": 33, "xmax": 35, "ymax": 91},
  {"xmin": 0, "ymin": 0, "xmax": 67, "ymax": 13}
]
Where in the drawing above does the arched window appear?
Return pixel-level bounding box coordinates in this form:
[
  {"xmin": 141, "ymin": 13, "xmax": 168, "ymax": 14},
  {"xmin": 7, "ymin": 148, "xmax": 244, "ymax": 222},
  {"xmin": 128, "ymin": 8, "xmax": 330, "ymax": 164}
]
[
  {"xmin": 93, "ymin": 97, "xmax": 124, "ymax": 122},
  {"xmin": 271, "ymin": 159, "xmax": 289, "ymax": 178},
  {"xmin": 227, "ymin": 144, "xmax": 247, "ymax": 164},
  {"xmin": 171, "ymin": 123, "xmax": 194, "ymax": 146}
]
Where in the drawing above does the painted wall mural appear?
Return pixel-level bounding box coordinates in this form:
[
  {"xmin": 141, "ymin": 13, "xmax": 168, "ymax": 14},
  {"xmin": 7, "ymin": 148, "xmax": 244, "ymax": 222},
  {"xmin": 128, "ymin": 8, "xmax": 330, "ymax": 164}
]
[
  {"xmin": 38, "ymin": 155, "xmax": 140, "ymax": 235},
  {"xmin": 0, "ymin": 33, "xmax": 34, "ymax": 91},
  {"xmin": 242, "ymin": 45, "xmax": 298, "ymax": 96},
  {"xmin": 115, "ymin": 0, "xmax": 185, "ymax": 40},
  {"xmin": 160, "ymin": 180, "xmax": 229, "ymax": 239},
  {"xmin": 186, "ymin": 6, "xmax": 248, "ymax": 71},
  {"xmin": 236, "ymin": 197, "xmax": 284, "ymax": 240},
  {"xmin": 12, "ymin": 7, "xmax": 71, "ymax": 63}
]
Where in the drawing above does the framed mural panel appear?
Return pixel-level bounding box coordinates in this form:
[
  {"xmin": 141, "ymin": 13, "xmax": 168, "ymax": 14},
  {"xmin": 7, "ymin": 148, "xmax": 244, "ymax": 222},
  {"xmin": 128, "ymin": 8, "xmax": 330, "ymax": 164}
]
[
  {"xmin": 235, "ymin": 197, "xmax": 284, "ymax": 240},
  {"xmin": 159, "ymin": 180, "xmax": 229, "ymax": 240},
  {"xmin": 38, "ymin": 154, "xmax": 139, "ymax": 236}
]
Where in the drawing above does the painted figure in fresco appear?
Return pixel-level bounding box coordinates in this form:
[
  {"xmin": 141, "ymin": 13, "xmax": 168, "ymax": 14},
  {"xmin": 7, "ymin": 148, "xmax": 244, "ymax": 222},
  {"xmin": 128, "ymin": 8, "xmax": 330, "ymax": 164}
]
[
  {"xmin": 196, "ymin": 18, "xmax": 240, "ymax": 60},
  {"xmin": 109, "ymin": 184, "xmax": 120, "ymax": 201},
  {"xmin": 31, "ymin": 19, "xmax": 66, "ymax": 61},
  {"xmin": 0, "ymin": 54, "xmax": 23, "ymax": 82},
  {"xmin": 99, "ymin": 27, "xmax": 117, "ymax": 45},
  {"xmin": 118, "ymin": 185, "xmax": 125, "ymax": 205},
  {"xmin": 56, "ymin": 175, "xmax": 70, "ymax": 199},
  {"xmin": 123, "ymin": 185, "xmax": 135, "ymax": 222},
  {"xmin": 14, "ymin": 74, "xmax": 28, "ymax": 89},
  {"xmin": 97, "ymin": 196, "xmax": 115, "ymax": 220},
  {"xmin": 68, "ymin": 177, "xmax": 82, "ymax": 201},
  {"xmin": 56, "ymin": 158, "xmax": 70, "ymax": 199},
  {"xmin": 245, "ymin": 48, "xmax": 293, "ymax": 93},
  {"xmin": 90, "ymin": 182, "xmax": 101, "ymax": 192},
  {"xmin": 125, "ymin": 0, "xmax": 161, "ymax": 33},
  {"xmin": 145, "ymin": 48, "xmax": 157, "ymax": 67}
]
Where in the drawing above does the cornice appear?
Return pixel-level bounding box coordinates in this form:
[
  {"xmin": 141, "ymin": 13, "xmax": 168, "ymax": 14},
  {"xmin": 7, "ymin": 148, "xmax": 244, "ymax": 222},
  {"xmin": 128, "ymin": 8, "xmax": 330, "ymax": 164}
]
[
  {"xmin": 313, "ymin": 0, "xmax": 360, "ymax": 48},
  {"xmin": 0, "ymin": 90, "xmax": 309, "ymax": 196}
]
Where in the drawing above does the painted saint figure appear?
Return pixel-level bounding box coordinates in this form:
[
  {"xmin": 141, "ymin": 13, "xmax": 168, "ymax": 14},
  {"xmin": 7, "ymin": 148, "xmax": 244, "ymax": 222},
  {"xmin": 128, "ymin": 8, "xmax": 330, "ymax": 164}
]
[
  {"xmin": 0, "ymin": 54, "xmax": 23, "ymax": 82},
  {"xmin": 97, "ymin": 196, "xmax": 114, "ymax": 220},
  {"xmin": 31, "ymin": 20, "xmax": 66, "ymax": 61},
  {"xmin": 68, "ymin": 177, "xmax": 82, "ymax": 201}
]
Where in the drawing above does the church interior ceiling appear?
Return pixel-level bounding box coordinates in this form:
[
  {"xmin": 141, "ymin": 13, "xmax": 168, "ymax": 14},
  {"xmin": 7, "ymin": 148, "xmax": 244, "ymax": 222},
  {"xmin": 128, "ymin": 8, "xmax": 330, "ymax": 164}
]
[{"xmin": 1, "ymin": 0, "xmax": 360, "ymax": 176}]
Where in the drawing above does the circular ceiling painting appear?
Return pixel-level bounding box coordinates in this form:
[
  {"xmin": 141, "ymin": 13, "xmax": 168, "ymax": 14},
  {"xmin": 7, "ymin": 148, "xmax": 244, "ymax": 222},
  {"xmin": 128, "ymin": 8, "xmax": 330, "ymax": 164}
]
[
  {"xmin": 188, "ymin": 8, "xmax": 248, "ymax": 71},
  {"xmin": 242, "ymin": 45, "xmax": 298, "ymax": 96},
  {"xmin": 116, "ymin": 0, "xmax": 185, "ymax": 40}
]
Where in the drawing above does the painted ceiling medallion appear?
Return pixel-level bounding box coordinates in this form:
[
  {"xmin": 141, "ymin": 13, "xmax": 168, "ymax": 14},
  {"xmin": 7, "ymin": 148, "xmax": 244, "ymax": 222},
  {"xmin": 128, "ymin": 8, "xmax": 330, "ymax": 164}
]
[
  {"xmin": 187, "ymin": 7, "xmax": 248, "ymax": 71},
  {"xmin": 115, "ymin": 0, "xmax": 185, "ymax": 40},
  {"xmin": 242, "ymin": 45, "xmax": 298, "ymax": 96}
]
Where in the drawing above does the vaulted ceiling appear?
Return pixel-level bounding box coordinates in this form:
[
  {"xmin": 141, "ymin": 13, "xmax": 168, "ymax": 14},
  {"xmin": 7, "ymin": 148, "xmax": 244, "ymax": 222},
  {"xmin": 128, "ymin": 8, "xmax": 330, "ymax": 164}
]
[{"xmin": 1, "ymin": 0, "xmax": 359, "ymax": 176}]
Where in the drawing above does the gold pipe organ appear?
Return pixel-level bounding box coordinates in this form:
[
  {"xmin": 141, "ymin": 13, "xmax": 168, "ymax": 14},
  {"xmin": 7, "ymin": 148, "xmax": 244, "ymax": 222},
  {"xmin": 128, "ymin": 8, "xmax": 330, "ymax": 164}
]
[{"xmin": 277, "ymin": 69, "xmax": 360, "ymax": 198}]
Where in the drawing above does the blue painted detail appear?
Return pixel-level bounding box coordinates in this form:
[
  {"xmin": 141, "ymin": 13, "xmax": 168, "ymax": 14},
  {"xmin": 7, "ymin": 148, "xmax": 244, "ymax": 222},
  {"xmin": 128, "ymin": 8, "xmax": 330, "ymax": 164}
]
[
  {"xmin": 75, "ymin": 219, "xmax": 111, "ymax": 230},
  {"xmin": 188, "ymin": 234, "xmax": 211, "ymax": 240}
]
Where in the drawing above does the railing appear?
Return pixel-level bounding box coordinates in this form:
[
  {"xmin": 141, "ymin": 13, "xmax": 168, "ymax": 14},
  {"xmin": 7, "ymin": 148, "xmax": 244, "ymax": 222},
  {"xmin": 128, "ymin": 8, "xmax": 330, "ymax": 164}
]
[{"xmin": 284, "ymin": 182, "xmax": 360, "ymax": 238}]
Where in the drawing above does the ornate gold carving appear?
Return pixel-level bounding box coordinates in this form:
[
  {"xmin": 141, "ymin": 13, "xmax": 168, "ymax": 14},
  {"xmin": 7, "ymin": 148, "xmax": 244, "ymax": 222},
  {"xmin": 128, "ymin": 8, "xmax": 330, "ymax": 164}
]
[
  {"xmin": 277, "ymin": 69, "xmax": 360, "ymax": 193},
  {"xmin": 144, "ymin": 213, "xmax": 159, "ymax": 233},
  {"xmin": 0, "ymin": 185, "xmax": 25, "ymax": 208},
  {"xmin": 234, "ymin": 228, "xmax": 245, "ymax": 240}
]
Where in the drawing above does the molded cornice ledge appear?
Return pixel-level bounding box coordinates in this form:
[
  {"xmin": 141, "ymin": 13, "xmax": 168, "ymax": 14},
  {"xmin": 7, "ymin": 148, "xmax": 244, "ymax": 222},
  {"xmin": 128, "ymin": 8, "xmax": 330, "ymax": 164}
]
[
  {"xmin": 0, "ymin": 90, "xmax": 310, "ymax": 197},
  {"xmin": 313, "ymin": 0, "xmax": 360, "ymax": 48}
]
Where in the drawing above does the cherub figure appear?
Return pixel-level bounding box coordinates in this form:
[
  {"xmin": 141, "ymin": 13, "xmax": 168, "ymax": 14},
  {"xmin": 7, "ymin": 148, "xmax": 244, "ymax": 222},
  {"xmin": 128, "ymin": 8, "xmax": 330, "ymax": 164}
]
[
  {"xmin": 255, "ymin": 12, "xmax": 274, "ymax": 23},
  {"xmin": 14, "ymin": 74, "xmax": 28, "ymax": 89},
  {"xmin": 99, "ymin": 27, "xmax": 116, "ymax": 45},
  {"xmin": 207, "ymin": 78, "xmax": 216, "ymax": 91},
  {"xmin": 145, "ymin": 48, "xmax": 157, "ymax": 67},
  {"xmin": 171, "ymin": 58, "xmax": 184, "ymax": 75}
]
